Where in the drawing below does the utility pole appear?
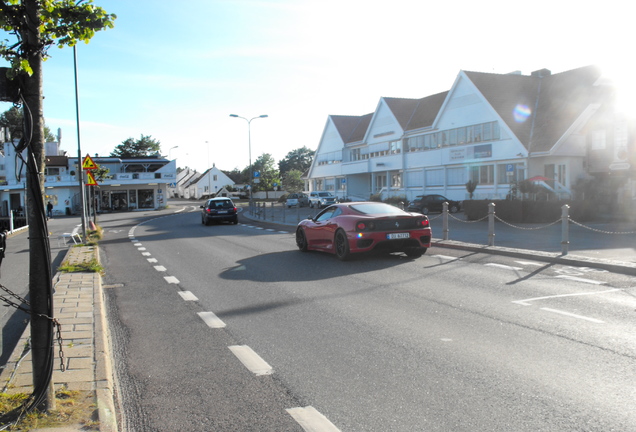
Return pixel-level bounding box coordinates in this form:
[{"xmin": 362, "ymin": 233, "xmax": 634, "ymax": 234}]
[{"xmin": 24, "ymin": 0, "xmax": 55, "ymax": 410}]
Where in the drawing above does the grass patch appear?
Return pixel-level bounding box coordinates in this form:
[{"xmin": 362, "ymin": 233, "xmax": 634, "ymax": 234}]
[
  {"xmin": 58, "ymin": 258, "xmax": 103, "ymax": 274},
  {"xmin": 0, "ymin": 389, "xmax": 98, "ymax": 430},
  {"xmin": 85, "ymin": 226, "xmax": 103, "ymax": 246}
]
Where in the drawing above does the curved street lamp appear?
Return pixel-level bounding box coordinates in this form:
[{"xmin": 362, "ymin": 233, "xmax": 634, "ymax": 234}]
[{"xmin": 229, "ymin": 114, "xmax": 268, "ymax": 206}]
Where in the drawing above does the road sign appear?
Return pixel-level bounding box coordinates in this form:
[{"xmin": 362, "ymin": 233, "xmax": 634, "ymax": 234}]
[
  {"xmin": 82, "ymin": 154, "xmax": 98, "ymax": 170},
  {"xmin": 253, "ymin": 171, "xmax": 260, "ymax": 178},
  {"xmin": 85, "ymin": 171, "xmax": 98, "ymax": 186}
]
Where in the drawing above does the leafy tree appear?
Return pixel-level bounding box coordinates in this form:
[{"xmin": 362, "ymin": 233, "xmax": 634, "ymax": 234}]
[
  {"xmin": 283, "ymin": 168, "xmax": 304, "ymax": 193},
  {"xmin": 110, "ymin": 134, "xmax": 161, "ymax": 158},
  {"xmin": 0, "ymin": 106, "xmax": 57, "ymax": 147},
  {"xmin": 222, "ymin": 167, "xmax": 248, "ymax": 185},
  {"xmin": 465, "ymin": 179, "xmax": 478, "ymax": 199},
  {"xmin": 278, "ymin": 146, "xmax": 314, "ymax": 176},
  {"xmin": 0, "ymin": 0, "xmax": 115, "ymax": 412},
  {"xmin": 252, "ymin": 153, "xmax": 280, "ymax": 197}
]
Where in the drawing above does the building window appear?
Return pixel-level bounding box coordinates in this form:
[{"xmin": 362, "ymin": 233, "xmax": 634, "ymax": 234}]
[
  {"xmin": 469, "ymin": 165, "xmax": 494, "ymax": 185},
  {"xmin": 446, "ymin": 167, "xmax": 467, "ymax": 185},
  {"xmin": 425, "ymin": 169, "xmax": 444, "ymax": 186},
  {"xmin": 351, "ymin": 148, "xmax": 361, "ymax": 161},
  {"xmin": 213, "ymin": 175, "xmax": 218, "ymax": 181},
  {"xmin": 45, "ymin": 167, "xmax": 60, "ymax": 175},
  {"xmin": 138, "ymin": 189, "xmax": 155, "ymax": 208},
  {"xmin": 497, "ymin": 164, "xmax": 518, "ymax": 184},
  {"xmin": 391, "ymin": 172, "xmax": 402, "ymax": 187}
]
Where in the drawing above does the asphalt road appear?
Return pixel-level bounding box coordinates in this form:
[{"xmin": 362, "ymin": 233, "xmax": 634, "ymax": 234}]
[{"xmin": 99, "ymin": 203, "xmax": 636, "ymax": 431}]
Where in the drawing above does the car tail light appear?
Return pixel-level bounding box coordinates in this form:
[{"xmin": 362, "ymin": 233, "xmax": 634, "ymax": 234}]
[
  {"xmin": 419, "ymin": 217, "xmax": 429, "ymax": 227},
  {"xmin": 356, "ymin": 222, "xmax": 367, "ymax": 231},
  {"xmin": 356, "ymin": 221, "xmax": 376, "ymax": 231}
]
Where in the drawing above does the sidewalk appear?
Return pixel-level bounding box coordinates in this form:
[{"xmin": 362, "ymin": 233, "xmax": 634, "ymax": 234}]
[{"xmin": 0, "ymin": 246, "xmax": 116, "ymax": 432}]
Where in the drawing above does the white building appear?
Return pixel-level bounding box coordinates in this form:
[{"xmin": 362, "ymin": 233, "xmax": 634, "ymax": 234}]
[
  {"xmin": 0, "ymin": 141, "xmax": 177, "ymax": 216},
  {"xmin": 180, "ymin": 165, "xmax": 234, "ymax": 200},
  {"xmin": 307, "ymin": 66, "xmax": 635, "ymax": 205}
]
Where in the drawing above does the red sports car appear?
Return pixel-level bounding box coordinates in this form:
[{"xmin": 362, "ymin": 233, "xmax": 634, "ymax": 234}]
[{"xmin": 295, "ymin": 202, "xmax": 432, "ymax": 260}]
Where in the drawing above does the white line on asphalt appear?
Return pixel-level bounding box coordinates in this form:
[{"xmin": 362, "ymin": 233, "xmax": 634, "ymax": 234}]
[
  {"xmin": 555, "ymin": 275, "xmax": 606, "ymax": 285},
  {"xmin": 197, "ymin": 311, "xmax": 226, "ymax": 328},
  {"xmin": 540, "ymin": 308, "xmax": 605, "ymax": 323},
  {"xmin": 164, "ymin": 276, "xmax": 179, "ymax": 284},
  {"xmin": 142, "ymin": 252, "xmax": 151, "ymax": 256},
  {"xmin": 515, "ymin": 261, "xmax": 544, "ymax": 266},
  {"xmin": 431, "ymin": 255, "xmax": 459, "ymax": 261},
  {"xmin": 266, "ymin": 229, "xmax": 275, "ymax": 232},
  {"xmin": 177, "ymin": 291, "xmax": 198, "ymax": 301},
  {"xmin": 279, "ymin": 231, "xmax": 290, "ymax": 234},
  {"xmin": 228, "ymin": 345, "xmax": 273, "ymax": 376},
  {"xmin": 134, "ymin": 243, "xmax": 142, "ymax": 246},
  {"xmin": 137, "ymin": 247, "xmax": 146, "ymax": 251},
  {"xmin": 512, "ymin": 288, "xmax": 621, "ymax": 306},
  {"xmin": 153, "ymin": 265, "xmax": 167, "ymax": 272},
  {"xmin": 486, "ymin": 263, "xmax": 523, "ymax": 271},
  {"xmin": 286, "ymin": 406, "xmax": 341, "ymax": 432},
  {"xmin": 147, "ymin": 258, "xmax": 158, "ymax": 263}
]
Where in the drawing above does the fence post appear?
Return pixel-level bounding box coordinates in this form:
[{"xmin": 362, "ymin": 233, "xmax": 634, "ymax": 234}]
[
  {"xmin": 9, "ymin": 210, "xmax": 14, "ymax": 232},
  {"xmin": 488, "ymin": 202, "xmax": 496, "ymax": 246},
  {"xmin": 442, "ymin": 202, "xmax": 449, "ymax": 240},
  {"xmin": 561, "ymin": 204, "xmax": 570, "ymax": 255}
]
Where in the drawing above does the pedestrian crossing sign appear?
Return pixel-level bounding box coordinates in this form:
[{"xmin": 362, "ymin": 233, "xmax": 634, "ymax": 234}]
[
  {"xmin": 82, "ymin": 154, "xmax": 98, "ymax": 170},
  {"xmin": 85, "ymin": 171, "xmax": 98, "ymax": 186}
]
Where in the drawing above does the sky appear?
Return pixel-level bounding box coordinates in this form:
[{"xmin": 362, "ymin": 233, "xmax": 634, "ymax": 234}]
[{"xmin": 1, "ymin": 0, "xmax": 633, "ymax": 173}]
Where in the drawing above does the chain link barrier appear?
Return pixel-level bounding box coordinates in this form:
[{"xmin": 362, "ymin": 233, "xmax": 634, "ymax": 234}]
[
  {"xmin": 494, "ymin": 215, "xmax": 562, "ymax": 230},
  {"xmin": 0, "ymin": 283, "xmax": 66, "ymax": 372},
  {"xmin": 448, "ymin": 213, "xmax": 488, "ymax": 223},
  {"xmin": 568, "ymin": 218, "xmax": 636, "ymax": 235}
]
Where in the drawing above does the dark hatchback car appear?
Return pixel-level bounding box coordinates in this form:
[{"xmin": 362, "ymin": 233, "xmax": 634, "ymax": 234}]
[
  {"xmin": 407, "ymin": 194, "xmax": 462, "ymax": 215},
  {"xmin": 200, "ymin": 197, "xmax": 238, "ymax": 225}
]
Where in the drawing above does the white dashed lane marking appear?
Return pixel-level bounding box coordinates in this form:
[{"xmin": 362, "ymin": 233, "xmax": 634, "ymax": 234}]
[
  {"xmin": 286, "ymin": 406, "xmax": 341, "ymax": 432},
  {"xmin": 164, "ymin": 276, "xmax": 179, "ymax": 284},
  {"xmin": 197, "ymin": 311, "xmax": 226, "ymax": 328},
  {"xmin": 154, "ymin": 265, "xmax": 167, "ymax": 272},
  {"xmin": 147, "ymin": 258, "xmax": 158, "ymax": 263},
  {"xmin": 555, "ymin": 275, "xmax": 606, "ymax": 285},
  {"xmin": 228, "ymin": 345, "xmax": 273, "ymax": 376},
  {"xmin": 177, "ymin": 291, "xmax": 198, "ymax": 301}
]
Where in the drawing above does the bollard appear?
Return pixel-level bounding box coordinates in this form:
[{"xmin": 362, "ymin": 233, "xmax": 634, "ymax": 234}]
[
  {"xmin": 488, "ymin": 202, "xmax": 496, "ymax": 246},
  {"xmin": 9, "ymin": 209, "xmax": 14, "ymax": 232},
  {"xmin": 561, "ymin": 204, "xmax": 570, "ymax": 255},
  {"xmin": 442, "ymin": 202, "xmax": 449, "ymax": 240}
]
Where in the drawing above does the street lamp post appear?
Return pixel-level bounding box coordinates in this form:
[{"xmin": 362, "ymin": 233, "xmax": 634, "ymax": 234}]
[
  {"xmin": 169, "ymin": 145, "xmax": 179, "ymax": 159},
  {"xmin": 229, "ymin": 114, "xmax": 268, "ymax": 210}
]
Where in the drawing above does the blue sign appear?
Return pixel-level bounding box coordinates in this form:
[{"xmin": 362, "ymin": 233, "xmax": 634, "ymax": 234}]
[
  {"xmin": 506, "ymin": 164, "xmax": 514, "ymax": 172},
  {"xmin": 253, "ymin": 171, "xmax": 260, "ymax": 178}
]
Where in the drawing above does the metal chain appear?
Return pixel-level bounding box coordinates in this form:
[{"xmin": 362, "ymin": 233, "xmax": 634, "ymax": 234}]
[
  {"xmin": 427, "ymin": 213, "xmax": 443, "ymax": 221},
  {"xmin": 494, "ymin": 215, "xmax": 562, "ymax": 230},
  {"xmin": 0, "ymin": 283, "xmax": 66, "ymax": 371},
  {"xmin": 568, "ymin": 218, "xmax": 636, "ymax": 235},
  {"xmin": 448, "ymin": 213, "xmax": 489, "ymax": 223}
]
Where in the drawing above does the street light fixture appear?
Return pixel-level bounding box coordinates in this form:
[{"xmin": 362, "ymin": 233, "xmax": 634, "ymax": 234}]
[
  {"xmin": 229, "ymin": 114, "xmax": 268, "ymax": 208},
  {"xmin": 169, "ymin": 145, "xmax": 179, "ymax": 159}
]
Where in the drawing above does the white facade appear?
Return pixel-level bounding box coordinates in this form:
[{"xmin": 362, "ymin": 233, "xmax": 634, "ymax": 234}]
[
  {"xmin": 181, "ymin": 165, "xmax": 235, "ymax": 200},
  {"xmin": 307, "ymin": 66, "xmax": 614, "ymax": 203}
]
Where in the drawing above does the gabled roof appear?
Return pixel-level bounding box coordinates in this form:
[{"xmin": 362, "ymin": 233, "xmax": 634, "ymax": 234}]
[
  {"xmin": 331, "ymin": 113, "xmax": 373, "ymax": 144},
  {"xmin": 403, "ymin": 91, "xmax": 449, "ymax": 132},
  {"xmin": 465, "ymin": 65, "xmax": 604, "ymax": 152}
]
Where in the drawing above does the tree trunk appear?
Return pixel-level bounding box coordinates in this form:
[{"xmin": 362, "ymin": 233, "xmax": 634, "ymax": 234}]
[{"xmin": 24, "ymin": 0, "xmax": 55, "ymax": 411}]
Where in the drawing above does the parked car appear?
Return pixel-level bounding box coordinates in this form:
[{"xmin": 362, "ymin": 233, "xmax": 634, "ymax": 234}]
[
  {"xmin": 407, "ymin": 194, "xmax": 461, "ymax": 215},
  {"xmin": 295, "ymin": 202, "xmax": 432, "ymax": 260},
  {"xmin": 200, "ymin": 197, "xmax": 238, "ymax": 225},
  {"xmin": 308, "ymin": 191, "xmax": 338, "ymax": 208},
  {"xmin": 286, "ymin": 193, "xmax": 309, "ymax": 208}
]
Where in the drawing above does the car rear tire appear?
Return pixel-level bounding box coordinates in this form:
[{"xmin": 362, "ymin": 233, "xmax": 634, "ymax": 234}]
[
  {"xmin": 420, "ymin": 206, "xmax": 429, "ymax": 215},
  {"xmin": 296, "ymin": 228, "xmax": 309, "ymax": 252},
  {"xmin": 405, "ymin": 248, "xmax": 423, "ymax": 258},
  {"xmin": 334, "ymin": 230, "xmax": 350, "ymax": 261}
]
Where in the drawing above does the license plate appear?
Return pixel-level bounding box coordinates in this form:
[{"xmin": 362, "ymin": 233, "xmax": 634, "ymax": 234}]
[
  {"xmin": 217, "ymin": 210, "xmax": 228, "ymax": 214},
  {"xmin": 387, "ymin": 232, "xmax": 409, "ymax": 240}
]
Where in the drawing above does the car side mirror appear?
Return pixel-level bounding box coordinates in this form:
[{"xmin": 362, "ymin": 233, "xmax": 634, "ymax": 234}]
[{"xmin": 200, "ymin": 205, "xmax": 204, "ymax": 208}]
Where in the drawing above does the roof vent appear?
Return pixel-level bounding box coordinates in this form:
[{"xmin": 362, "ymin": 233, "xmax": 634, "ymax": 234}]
[{"xmin": 531, "ymin": 68, "xmax": 551, "ymax": 78}]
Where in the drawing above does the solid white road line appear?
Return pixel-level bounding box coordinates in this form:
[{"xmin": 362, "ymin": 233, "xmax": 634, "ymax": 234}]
[
  {"xmin": 512, "ymin": 288, "xmax": 621, "ymax": 306},
  {"xmin": 197, "ymin": 311, "xmax": 226, "ymax": 328},
  {"xmin": 540, "ymin": 308, "xmax": 605, "ymax": 323},
  {"xmin": 555, "ymin": 275, "xmax": 606, "ymax": 285},
  {"xmin": 515, "ymin": 260, "xmax": 544, "ymax": 266},
  {"xmin": 431, "ymin": 255, "xmax": 459, "ymax": 261},
  {"xmin": 228, "ymin": 345, "xmax": 273, "ymax": 376},
  {"xmin": 286, "ymin": 406, "xmax": 341, "ymax": 432},
  {"xmin": 486, "ymin": 263, "xmax": 523, "ymax": 271},
  {"xmin": 163, "ymin": 276, "xmax": 179, "ymax": 284},
  {"xmin": 177, "ymin": 291, "xmax": 198, "ymax": 301}
]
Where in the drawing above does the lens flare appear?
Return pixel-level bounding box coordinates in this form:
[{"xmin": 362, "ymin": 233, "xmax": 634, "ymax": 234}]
[{"xmin": 513, "ymin": 104, "xmax": 531, "ymax": 123}]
